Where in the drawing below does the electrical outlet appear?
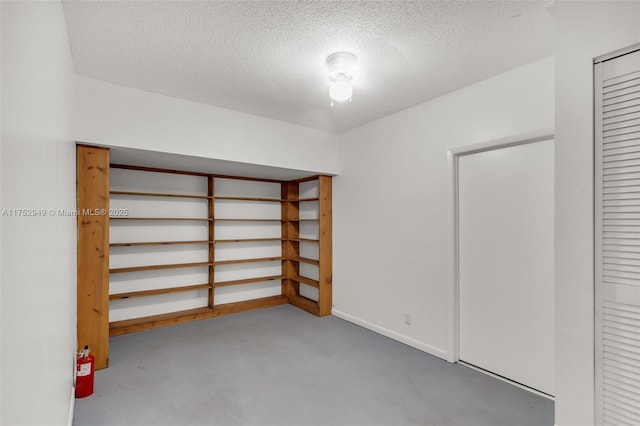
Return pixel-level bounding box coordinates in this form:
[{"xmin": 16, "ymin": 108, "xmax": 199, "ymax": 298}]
[{"xmin": 404, "ymin": 313, "xmax": 412, "ymax": 325}]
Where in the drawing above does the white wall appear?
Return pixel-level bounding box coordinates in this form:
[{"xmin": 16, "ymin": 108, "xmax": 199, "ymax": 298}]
[
  {"xmin": 554, "ymin": 2, "xmax": 640, "ymax": 425},
  {"xmin": 1, "ymin": 2, "xmax": 77, "ymax": 425},
  {"xmin": 75, "ymin": 76, "xmax": 339, "ymax": 175},
  {"xmin": 333, "ymin": 57, "xmax": 554, "ymax": 358}
]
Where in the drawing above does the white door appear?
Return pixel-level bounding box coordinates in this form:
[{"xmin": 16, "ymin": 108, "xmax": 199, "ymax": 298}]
[
  {"xmin": 458, "ymin": 139, "xmax": 555, "ymax": 396},
  {"xmin": 595, "ymin": 46, "xmax": 640, "ymax": 426}
]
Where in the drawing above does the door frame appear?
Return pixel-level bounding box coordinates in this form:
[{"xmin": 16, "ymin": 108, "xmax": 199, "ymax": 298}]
[{"xmin": 446, "ymin": 129, "xmax": 555, "ymax": 366}]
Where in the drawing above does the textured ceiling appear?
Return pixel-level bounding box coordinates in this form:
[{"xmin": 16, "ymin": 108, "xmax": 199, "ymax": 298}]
[{"xmin": 63, "ymin": 1, "xmax": 554, "ymax": 133}]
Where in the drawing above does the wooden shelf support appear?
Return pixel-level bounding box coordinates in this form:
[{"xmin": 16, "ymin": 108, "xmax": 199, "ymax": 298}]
[
  {"xmin": 291, "ymin": 275, "xmax": 320, "ymax": 288},
  {"xmin": 110, "ymin": 283, "xmax": 212, "ymax": 300},
  {"xmin": 110, "ymin": 262, "xmax": 211, "ymax": 274},
  {"xmin": 215, "ymin": 196, "xmax": 283, "ymax": 202},
  {"xmin": 214, "ymin": 256, "xmax": 283, "ymax": 266},
  {"xmin": 317, "ymin": 175, "xmax": 333, "ymax": 316},
  {"xmin": 110, "ymin": 190, "xmax": 211, "ymax": 199},
  {"xmin": 214, "ymin": 275, "xmax": 285, "ymax": 288},
  {"xmin": 110, "ymin": 240, "xmax": 211, "ymax": 247},
  {"xmin": 288, "ymin": 293, "xmax": 320, "ymax": 316},
  {"xmin": 77, "ymin": 145, "xmax": 110, "ymax": 370},
  {"xmin": 110, "ymin": 217, "xmax": 212, "ymax": 221},
  {"xmin": 208, "ymin": 176, "xmax": 215, "ymax": 308},
  {"xmin": 215, "ymin": 218, "xmax": 282, "ymax": 222},
  {"xmin": 109, "ymin": 295, "xmax": 288, "ymax": 336},
  {"xmin": 281, "ymin": 181, "xmax": 300, "ymax": 300},
  {"xmin": 290, "ymin": 256, "xmax": 319, "ymax": 266},
  {"xmin": 215, "ymin": 237, "xmax": 284, "ymax": 244}
]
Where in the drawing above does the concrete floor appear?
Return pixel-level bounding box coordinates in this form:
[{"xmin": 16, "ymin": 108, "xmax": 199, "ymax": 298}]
[{"xmin": 74, "ymin": 305, "xmax": 553, "ymax": 426}]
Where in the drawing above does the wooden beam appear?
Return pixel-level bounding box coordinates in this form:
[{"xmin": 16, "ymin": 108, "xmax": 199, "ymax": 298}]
[
  {"xmin": 214, "ymin": 196, "xmax": 283, "ymax": 202},
  {"xmin": 110, "ymin": 163, "xmax": 210, "ymax": 177},
  {"xmin": 214, "ymin": 295, "xmax": 287, "ymax": 316},
  {"xmin": 110, "ymin": 190, "xmax": 211, "ymax": 199},
  {"xmin": 109, "ymin": 262, "xmax": 211, "ymax": 274},
  {"xmin": 110, "ymin": 240, "xmax": 210, "ymax": 247},
  {"xmin": 318, "ymin": 175, "xmax": 333, "ymax": 316},
  {"xmin": 215, "ymin": 237, "xmax": 284, "ymax": 243},
  {"xmin": 290, "ymin": 174, "xmax": 333, "ymax": 184},
  {"xmin": 281, "ymin": 182, "xmax": 300, "ymax": 300},
  {"xmin": 208, "ymin": 177, "xmax": 215, "ymax": 308},
  {"xmin": 110, "ymin": 307, "xmax": 214, "ymax": 337},
  {"xmin": 289, "ymin": 294, "xmax": 320, "ymax": 316},
  {"xmin": 289, "ymin": 256, "xmax": 319, "ymax": 266},
  {"xmin": 291, "ymin": 275, "xmax": 320, "ymax": 288},
  {"xmin": 109, "ymin": 295, "xmax": 288, "ymax": 336},
  {"xmin": 110, "ymin": 283, "xmax": 212, "ymax": 300},
  {"xmin": 77, "ymin": 145, "xmax": 110, "ymax": 370},
  {"xmin": 215, "ymin": 275, "xmax": 284, "ymax": 288},
  {"xmin": 110, "ymin": 217, "xmax": 212, "ymax": 221},
  {"xmin": 214, "ymin": 256, "xmax": 283, "ymax": 266},
  {"xmin": 110, "ymin": 163, "xmax": 283, "ymax": 183}
]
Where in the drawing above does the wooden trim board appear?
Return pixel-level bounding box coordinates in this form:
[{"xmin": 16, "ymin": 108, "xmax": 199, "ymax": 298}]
[
  {"xmin": 317, "ymin": 175, "xmax": 333, "ymax": 316},
  {"xmin": 109, "ymin": 295, "xmax": 288, "ymax": 336},
  {"xmin": 77, "ymin": 145, "xmax": 110, "ymax": 370}
]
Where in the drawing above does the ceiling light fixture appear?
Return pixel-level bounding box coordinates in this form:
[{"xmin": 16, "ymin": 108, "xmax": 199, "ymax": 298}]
[{"xmin": 326, "ymin": 52, "xmax": 357, "ymax": 106}]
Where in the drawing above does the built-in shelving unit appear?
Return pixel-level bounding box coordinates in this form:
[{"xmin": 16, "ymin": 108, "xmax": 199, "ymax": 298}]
[{"xmin": 77, "ymin": 146, "xmax": 332, "ymax": 370}]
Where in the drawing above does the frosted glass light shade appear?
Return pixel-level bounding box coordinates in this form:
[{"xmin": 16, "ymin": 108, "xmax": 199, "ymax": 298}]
[{"xmin": 329, "ymin": 81, "xmax": 353, "ymax": 102}]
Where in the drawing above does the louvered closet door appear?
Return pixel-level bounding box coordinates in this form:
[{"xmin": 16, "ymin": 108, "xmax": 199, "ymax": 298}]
[{"xmin": 595, "ymin": 46, "xmax": 640, "ymax": 426}]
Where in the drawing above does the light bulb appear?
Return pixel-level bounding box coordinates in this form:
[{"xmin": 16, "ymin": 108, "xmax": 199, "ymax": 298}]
[
  {"xmin": 326, "ymin": 52, "xmax": 356, "ymax": 105},
  {"xmin": 329, "ymin": 81, "xmax": 353, "ymax": 103}
]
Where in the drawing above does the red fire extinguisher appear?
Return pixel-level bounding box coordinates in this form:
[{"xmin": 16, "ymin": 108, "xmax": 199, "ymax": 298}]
[{"xmin": 75, "ymin": 345, "xmax": 95, "ymax": 398}]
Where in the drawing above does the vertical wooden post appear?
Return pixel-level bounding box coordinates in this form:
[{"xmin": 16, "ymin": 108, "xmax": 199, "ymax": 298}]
[
  {"xmin": 281, "ymin": 182, "xmax": 299, "ymax": 300},
  {"xmin": 77, "ymin": 145, "xmax": 110, "ymax": 369},
  {"xmin": 317, "ymin": 176, "xmax": 333, "ymax": 316},
  {"xmin": 208, "ymin": 176, "xmax": 215, "ymax": 308}
]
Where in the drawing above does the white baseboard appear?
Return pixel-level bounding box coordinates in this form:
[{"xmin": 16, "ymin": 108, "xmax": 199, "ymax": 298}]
[
  {"xmin": 68, "ymin": 385, "xmax": 75, "ymax": 426},
  {"xmin": 331, "ymin": 309, "xmax": 449, "ymax": 360},
  {"xmin": 458, "ymin": 361, "xmax": 555, "ymax": 401}
]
